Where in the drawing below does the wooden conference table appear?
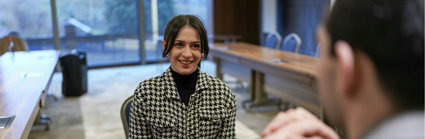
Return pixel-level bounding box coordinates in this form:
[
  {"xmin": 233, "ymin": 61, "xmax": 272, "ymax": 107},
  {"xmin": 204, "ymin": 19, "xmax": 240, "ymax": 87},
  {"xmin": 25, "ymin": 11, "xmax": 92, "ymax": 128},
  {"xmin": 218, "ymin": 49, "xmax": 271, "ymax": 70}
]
[
  {"xmin": 0, "ymin": 50, "xmax": 59, "ymax": 139},
  {"xmin": 211, "ymin": 42, "xmax": 321, "ymax": 114}
]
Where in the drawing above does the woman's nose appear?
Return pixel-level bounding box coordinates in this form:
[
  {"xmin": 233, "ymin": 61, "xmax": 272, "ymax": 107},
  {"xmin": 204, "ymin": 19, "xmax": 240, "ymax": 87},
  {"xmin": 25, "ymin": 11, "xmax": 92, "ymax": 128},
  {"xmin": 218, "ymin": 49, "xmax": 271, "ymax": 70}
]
[{"xmin": 181, "ymin": 46, "xmax": 192, "ymax": 57}]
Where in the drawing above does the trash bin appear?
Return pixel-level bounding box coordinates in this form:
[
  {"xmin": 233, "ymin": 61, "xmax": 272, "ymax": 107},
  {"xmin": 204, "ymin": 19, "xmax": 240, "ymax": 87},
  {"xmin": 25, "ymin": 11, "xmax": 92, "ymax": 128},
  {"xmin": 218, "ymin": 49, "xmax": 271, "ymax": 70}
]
[{"xmin": 60, "ymin": 50, "xmax": 88, "ymax": 96}]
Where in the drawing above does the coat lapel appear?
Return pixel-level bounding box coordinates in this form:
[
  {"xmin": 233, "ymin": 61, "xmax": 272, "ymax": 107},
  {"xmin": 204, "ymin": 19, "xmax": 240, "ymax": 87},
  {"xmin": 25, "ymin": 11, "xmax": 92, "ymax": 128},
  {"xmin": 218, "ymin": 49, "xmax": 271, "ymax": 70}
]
[
  {"xmin": 162, "ymin": 68, "xmax": 180, "ymax": 101},
  {"xmin": 162, "ymin": 67, "xmax": 210, "ymax": 101},
  {"xmin": 195, "ymin": 70, "xmax": 210, "ymax": 92}
]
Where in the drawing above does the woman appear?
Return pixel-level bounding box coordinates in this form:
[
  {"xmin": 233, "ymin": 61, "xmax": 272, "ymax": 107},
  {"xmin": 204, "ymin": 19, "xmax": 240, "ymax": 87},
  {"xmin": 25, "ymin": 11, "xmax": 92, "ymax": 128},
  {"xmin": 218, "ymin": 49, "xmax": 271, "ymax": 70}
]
[{"xmin": 128, "ymin": 15, "xmax": 236, "ymax": 138}]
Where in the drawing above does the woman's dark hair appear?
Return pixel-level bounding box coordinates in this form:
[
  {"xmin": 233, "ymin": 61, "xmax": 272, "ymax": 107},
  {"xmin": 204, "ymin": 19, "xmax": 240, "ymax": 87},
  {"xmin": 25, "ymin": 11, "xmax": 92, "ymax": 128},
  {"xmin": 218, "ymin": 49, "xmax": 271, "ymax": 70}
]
[
  {"xmin": 162, "ymin": 15, "xmax": 209, "ymax": 66},
  {"xmin": 325, "ymin": 0, "xmax": 424, "ymax": 110}
]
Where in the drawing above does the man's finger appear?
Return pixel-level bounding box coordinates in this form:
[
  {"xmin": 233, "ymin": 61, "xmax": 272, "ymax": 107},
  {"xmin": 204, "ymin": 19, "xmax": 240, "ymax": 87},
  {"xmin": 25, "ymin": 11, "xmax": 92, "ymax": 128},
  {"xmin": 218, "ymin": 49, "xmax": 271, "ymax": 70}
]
[
  {"xmin": 262, "ymin": 110, "xmax": 301, "ymax": 136},
  {"xmin": 291, "ymin": 119, "xmax": 339, "ymax": 139}
]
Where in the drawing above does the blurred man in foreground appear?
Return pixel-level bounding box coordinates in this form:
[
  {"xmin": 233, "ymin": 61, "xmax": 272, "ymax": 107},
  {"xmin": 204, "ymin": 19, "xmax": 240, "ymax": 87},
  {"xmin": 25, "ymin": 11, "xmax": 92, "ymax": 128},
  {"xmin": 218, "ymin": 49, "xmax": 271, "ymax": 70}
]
[{"xmin": 262, "ymin": 0, "xmax": 424, "ymax": 138}]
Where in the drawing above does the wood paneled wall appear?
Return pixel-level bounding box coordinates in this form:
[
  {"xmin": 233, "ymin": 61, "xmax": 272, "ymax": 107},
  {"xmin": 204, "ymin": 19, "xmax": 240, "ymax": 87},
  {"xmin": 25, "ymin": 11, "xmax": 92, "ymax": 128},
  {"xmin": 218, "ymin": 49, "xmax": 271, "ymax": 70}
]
[{"xmin": 214, "ymin": 0, "xmax": 260, "ymax": 44}]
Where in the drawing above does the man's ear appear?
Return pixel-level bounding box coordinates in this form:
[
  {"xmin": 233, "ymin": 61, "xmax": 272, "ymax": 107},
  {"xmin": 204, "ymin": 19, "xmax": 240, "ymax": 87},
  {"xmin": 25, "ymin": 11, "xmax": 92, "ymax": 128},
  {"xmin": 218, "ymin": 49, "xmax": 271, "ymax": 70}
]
[{"xmin": 335, "ymin": 40, "xmax": 355, "ymax": 95}]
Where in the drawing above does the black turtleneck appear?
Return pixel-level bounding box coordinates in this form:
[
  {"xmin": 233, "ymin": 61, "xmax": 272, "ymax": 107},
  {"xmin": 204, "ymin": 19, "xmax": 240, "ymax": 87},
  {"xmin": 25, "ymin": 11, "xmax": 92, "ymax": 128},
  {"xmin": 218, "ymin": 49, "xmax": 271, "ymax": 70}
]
[{"xmin": 170, "ymin": 68, "xmax": 199, "ymax": 105}]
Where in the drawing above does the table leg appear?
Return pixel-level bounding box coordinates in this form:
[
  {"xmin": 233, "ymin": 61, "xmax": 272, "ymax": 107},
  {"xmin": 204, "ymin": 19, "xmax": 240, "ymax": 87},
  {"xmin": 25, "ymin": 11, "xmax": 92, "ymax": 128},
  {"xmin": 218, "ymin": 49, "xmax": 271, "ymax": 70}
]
[
  {"xmin": 249, "ymin": 70, "xmax": 256, "ymax": 100},
  {"xmin": 242, "ymin": 70, "xmax": 256, "ymax": 109},
  {"xmin": 214, "ymin": 58, "xmax": 223, "ymax": 80},
  {"xmin": 33, "ymin": 110, "xmax": 52, "ymax": 131},
  {"xmin": 243, "ymin": 71, "xmax": 283, "ymax": 110},
  {"xmin": 254, "ymin": 72, "xmax": 267, "ymax": 104}
]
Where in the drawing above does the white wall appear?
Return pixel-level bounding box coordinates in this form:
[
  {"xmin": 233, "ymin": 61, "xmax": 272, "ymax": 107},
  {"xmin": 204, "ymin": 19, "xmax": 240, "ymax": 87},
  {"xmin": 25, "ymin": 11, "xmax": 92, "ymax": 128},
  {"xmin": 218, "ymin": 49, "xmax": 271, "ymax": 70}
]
[
  {"xmin": 330, "ymin": 0, "xmax": 335, "ymax": 10},
  {"xmin": 261, "ymin": 0, "xmax": 278, "ymax": 33}
]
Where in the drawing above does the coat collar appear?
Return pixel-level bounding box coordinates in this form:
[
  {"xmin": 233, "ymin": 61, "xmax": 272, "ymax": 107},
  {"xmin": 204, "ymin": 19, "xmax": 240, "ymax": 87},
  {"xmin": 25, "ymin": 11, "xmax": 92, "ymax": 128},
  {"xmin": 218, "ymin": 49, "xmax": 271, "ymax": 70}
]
[{"xmin": 162, "ymin": 67, "xmax": 210, "ymax": 100}]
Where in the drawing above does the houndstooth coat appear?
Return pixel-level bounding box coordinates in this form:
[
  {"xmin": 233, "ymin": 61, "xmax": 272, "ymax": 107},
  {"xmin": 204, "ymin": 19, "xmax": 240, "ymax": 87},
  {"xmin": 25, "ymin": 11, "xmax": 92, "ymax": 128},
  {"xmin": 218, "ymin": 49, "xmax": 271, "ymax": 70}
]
[{"xmin": 128, "ymin": 67, "xmax": 236, "ymax": 138}]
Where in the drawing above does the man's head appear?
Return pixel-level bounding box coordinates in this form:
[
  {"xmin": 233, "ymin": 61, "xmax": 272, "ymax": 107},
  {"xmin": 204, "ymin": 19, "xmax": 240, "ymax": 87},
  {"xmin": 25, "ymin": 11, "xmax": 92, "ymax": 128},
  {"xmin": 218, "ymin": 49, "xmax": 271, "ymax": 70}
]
[{"xmin": 317, "ymin": 0, "xmax": 423, "ymax": 131}]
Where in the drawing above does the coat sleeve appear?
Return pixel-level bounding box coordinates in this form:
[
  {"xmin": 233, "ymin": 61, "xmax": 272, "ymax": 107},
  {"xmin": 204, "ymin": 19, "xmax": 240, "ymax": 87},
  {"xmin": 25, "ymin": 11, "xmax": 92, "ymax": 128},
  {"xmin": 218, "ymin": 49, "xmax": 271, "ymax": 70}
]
[
  {"xmin": 219, "ymin": 86, "xmax": 236, "ymax": 138},
  {"xmin": 128, "ymin": 83, "xmax": 151, "ymax": 139}
]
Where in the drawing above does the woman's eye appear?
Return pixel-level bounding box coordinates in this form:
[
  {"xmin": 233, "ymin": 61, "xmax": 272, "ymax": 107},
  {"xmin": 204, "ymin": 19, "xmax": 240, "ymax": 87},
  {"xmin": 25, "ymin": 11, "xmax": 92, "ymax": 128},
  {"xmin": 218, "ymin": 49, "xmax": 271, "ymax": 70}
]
[
  {"xmin": 192, "ymin": 44, "xmax": 200, "ymax": 49},
  {"xmin": 175, "ymin": 43, "xmax": 183, "ymax": 47}
]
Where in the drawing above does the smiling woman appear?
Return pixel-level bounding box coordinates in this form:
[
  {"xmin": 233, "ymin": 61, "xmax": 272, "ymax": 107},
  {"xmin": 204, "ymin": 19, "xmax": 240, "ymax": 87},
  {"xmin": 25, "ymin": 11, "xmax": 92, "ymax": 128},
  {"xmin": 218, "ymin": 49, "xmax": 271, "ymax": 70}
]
[
  {"xmin": 162, "ymin": 25, "xmax": 202, "ymax": 75},
  {"xmin": 162, "ymin": 15, "xmax": 209, "ymax": 70},
  {"xmin": 128, "ymin": 15, "xmax": 236, "ymax": 138}
]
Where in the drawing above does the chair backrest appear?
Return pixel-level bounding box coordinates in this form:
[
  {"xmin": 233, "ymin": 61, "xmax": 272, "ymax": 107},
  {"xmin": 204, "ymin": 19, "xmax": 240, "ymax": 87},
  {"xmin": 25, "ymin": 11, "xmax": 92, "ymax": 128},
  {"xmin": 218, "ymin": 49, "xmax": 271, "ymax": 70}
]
[
  {"xmin": 121, "ymin": 95, "xmax": 133, "ymax": 138},
  {"xmin": 0, "ymin": 35, "xmax": 29, "ymax": 56},
  {"xmin": 280, "ymin": 33, "xmax": 302, "ymax": 53},
  {"xmin": 263, "ymin": 32, "xmax": 282, "ymax": 49}
]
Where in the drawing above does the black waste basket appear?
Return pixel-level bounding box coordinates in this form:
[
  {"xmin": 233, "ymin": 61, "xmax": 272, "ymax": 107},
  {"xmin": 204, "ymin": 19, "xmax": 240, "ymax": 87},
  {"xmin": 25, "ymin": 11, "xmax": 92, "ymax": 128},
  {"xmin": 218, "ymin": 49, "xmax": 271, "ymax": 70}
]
[{"xmin": 60, "ymin": 50, "xmax": 88, "ymax": 96}]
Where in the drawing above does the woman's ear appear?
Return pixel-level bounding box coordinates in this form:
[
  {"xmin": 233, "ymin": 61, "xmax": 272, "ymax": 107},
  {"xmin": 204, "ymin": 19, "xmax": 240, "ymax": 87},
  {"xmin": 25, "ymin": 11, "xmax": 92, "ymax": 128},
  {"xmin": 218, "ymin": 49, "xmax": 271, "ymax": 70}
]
[
  {"xmin": 161, "ymin": 40, "xmax": 168, "ymax": 57},
  {"xmin": 335, "ymin": 40, "xmax": 355, "ymax": 96},
  {"xmin": 161, "ymin": 40, "xmax": 166, "ymax": 49}
]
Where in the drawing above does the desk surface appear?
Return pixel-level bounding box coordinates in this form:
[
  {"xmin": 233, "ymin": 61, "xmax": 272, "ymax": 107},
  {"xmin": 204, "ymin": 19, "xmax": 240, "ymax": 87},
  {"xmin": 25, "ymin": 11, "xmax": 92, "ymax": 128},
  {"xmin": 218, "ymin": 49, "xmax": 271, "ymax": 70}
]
[
  {"xmin": 0, "ymin": 50, "xmax": 59, "ymax": 139},
  {"xmin": 212, "ymin": 42, "xmax": 319, "ymax": 78}
]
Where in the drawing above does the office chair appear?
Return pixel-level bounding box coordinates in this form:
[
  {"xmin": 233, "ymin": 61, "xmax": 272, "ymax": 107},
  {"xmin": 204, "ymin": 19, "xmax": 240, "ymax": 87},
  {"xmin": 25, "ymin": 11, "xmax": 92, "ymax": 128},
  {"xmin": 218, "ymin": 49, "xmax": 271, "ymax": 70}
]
[
  {"xmin": 0, "ymin": 35, "xmax": 29, "ymax": 55},
  {"xmin": 121, "ymin": 95, "xmax": 133, "ymax": 138},
  {"xmin": 280, "ymin": 33, "xmax": 302, "ymax": 53},
  {"xmin": 263, "ymin": 32, "xmax": 282, "ymax": 49}
]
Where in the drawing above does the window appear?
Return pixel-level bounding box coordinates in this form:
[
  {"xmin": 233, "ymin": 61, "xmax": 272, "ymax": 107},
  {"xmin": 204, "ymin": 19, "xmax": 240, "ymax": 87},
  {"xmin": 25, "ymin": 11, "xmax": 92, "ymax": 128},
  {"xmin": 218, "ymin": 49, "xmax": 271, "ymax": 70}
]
[
  {"xmin": 144, "ymin": 0, "xmax": 212, "ymax": 62},
  {"xmin": 56, "ymin": 0, "xmax": 141, "ymax": 66},
  {"xmin": 0, "ymin": 0, "xmax": 213, "ymax": 67},
  {"xmin": 0, "ymin": 0, "xmax": 55, "ymax": 50}
]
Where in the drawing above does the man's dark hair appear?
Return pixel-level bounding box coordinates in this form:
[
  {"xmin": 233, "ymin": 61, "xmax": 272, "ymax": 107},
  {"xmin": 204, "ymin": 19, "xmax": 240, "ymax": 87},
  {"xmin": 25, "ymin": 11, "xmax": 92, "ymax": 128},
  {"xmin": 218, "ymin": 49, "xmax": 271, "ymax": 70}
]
[
  {"xmin": 162, "ymin": 15, "xmax": 209, "ymax": 67},
  {"xmin": 326, "ymin": 0, "xmax": 424, "ymax": 110}
]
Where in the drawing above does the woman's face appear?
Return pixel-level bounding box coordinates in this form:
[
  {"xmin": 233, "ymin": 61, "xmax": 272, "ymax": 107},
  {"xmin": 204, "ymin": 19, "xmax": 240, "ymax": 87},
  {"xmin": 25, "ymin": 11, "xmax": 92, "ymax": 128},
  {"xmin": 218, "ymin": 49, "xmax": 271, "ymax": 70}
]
[{"xmin": 163, "ymin": 25, "xmax": 202, "ymax": 75}]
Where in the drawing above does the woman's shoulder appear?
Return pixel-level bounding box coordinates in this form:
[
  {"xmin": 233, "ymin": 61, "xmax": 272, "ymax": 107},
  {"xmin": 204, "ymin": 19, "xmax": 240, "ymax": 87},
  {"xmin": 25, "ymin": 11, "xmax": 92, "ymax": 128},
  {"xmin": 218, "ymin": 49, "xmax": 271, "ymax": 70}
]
[
  {"xmin": 133, "ymin": 75, "xmax": 166, "ymax": 101},
  {"xmin": 139, "ymin": 74, "xmax": 166, "ymax": 86},
  {"xmin": 199, "ymin": 71, "xmax": 235, "ymax": 106},
  {"xmin": 199, "ymin": 71, "xmax": 232, "ymax": 94},
  {"xmin": 200, "ymin": 71, "xmax": 228, "ymax": 86},
  {"xmin": 134, "ymin": 75, "xmax": 165, "ymax": 92}
]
